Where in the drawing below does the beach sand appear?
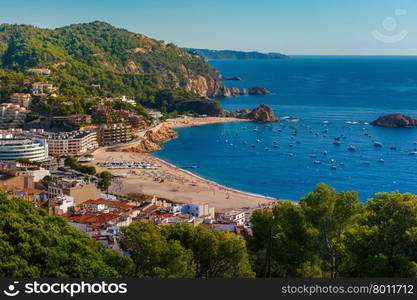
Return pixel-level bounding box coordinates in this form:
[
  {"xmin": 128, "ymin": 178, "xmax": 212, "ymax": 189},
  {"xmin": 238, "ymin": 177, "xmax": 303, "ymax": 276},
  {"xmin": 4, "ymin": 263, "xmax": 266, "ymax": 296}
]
[{"xmin": 91, "ymin": 117, "xmax": 277, "ymax": 212}]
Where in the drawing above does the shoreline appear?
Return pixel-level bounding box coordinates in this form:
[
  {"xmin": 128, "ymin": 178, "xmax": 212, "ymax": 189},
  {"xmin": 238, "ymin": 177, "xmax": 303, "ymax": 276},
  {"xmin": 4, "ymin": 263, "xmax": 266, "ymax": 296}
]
[
  {"xmin": 91, "ymin": 117, "xmax": 279, "ymax": 211},
  {"xmin": 150, "ymin": 153, "xmax": 278, "ymax": 202}
]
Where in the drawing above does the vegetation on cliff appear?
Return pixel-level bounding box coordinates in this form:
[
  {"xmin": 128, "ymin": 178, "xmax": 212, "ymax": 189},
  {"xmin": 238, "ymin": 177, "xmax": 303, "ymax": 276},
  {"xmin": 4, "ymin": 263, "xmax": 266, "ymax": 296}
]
[{"xmin": 0, "ymin": 21, "xmax": 228, "ymax": 116}]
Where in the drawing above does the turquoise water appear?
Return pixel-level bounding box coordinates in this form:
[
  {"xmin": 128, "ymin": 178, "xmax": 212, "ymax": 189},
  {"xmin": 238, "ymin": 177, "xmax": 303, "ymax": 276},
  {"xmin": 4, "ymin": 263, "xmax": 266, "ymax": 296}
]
[{"xmin": 155, "ymin": 56, "xmax": 417, "ymax": 202}]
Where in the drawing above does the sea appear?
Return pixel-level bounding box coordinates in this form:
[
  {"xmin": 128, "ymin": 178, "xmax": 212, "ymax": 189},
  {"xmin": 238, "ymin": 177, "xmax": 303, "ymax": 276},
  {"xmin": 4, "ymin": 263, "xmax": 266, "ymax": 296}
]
[{"xmin": 154, "ymin": 56, "xmax": 417, "ymax": 202}]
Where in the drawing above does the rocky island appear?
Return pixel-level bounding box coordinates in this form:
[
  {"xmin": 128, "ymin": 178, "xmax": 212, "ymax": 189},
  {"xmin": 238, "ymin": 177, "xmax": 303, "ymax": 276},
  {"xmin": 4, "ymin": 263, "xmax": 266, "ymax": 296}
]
[
  {"xmin": 248, "ymin": 87, "xmax": 272, "ymax": 95},
  {"xmin": 371, "ymin": 113, "xmax": 417, "ymax": 128},
  {"xmin": 245, "ymin": 104, "xmax": 279, "ymax": 122}
]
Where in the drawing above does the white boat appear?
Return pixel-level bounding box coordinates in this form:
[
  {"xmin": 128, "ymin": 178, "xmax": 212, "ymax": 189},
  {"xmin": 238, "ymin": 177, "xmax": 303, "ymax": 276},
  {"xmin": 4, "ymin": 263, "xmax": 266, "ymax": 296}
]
[
  {"xmin": 322, "ymin": 150, "xmax": 328, "ymax": 155},
  {"xmin": 378, "ymin": 158, "xmax": 385, "ymax": 163},
  {"xmin": 348, "ymin": 145, "xmax": 356, "ymax": 151},
  {"xmin": 373, "ymin": 141, "xmax": 383, "ymax": 147},
  {"xmin": 409, "ymin": 151, "xmax": 417, "ymax": 155},
  {"xmin": 314, "ymin": 160, "xmax": 322, "ymax": 164},
  {"xmin": 288, "ymin": 153, "xmax": 295, "ymax": 157},
  {"xmin": 330, "ymin": 166, "xmax": 337, "ymax": 170},
  {"xmin": 309, "ymin": 154, "xmax": 317, "ymax": 158},
  {"xmin": 333, "ymin": 141, "xmax": 341, "ymax": 146}
]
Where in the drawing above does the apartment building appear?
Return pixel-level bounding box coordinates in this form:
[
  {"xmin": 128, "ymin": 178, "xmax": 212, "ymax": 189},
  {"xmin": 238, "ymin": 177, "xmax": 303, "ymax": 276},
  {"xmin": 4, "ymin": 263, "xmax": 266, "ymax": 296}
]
[
  {"xmin": 0, "ymin": 103, "xmax": 27, "ymax": 129},
  {"xmin": 96, "ymin": 123, "xmax": 133, "ymax": 146},
  {"xmin": 10, "ymin": 93, "xmax": 32, "ymax": 108},
  {"xmin": 47, "ymin": 180, "xmax": 101, "ymax": 206},
  {"xmin": 47, "ymin": 131, "xmax": 98, "ymax": 157}
]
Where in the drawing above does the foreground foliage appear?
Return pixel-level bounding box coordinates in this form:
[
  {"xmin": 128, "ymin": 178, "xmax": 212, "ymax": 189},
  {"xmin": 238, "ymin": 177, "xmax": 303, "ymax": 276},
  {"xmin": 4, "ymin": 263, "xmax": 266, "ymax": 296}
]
[
  {"xmin": 120, "ymin": 221, "xmax": 254, "ymax": 278},
  {"xmin": 246, "ymin": 183, "xmax": 417, "ymax": 278},
  {"xmin": 0, "ymin": 192, "xmax": 132, "ymax": 277}
]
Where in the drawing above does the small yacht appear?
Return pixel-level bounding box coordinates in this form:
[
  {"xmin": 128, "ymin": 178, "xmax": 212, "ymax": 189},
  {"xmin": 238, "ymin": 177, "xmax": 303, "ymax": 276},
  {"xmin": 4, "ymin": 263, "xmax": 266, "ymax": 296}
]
[
  {"xmin": 390, "ymin": 146, "xmax": 397, "ymax": 150},
  {"xmin": 314, "ymin": 160, "xmax": 322, "ymax": 164},
  {"xmin": 339, "ymin": 162, "xmax": 345, "ymax": 166},
  {"xmin": 251, "ymin": 144, "xmax": 256, "ymax": 148},
  {"xmin": 273, "ymin": 145, "xmax": 279, "ymax": 148},
  {"xmin": 348, "ymin": 145, "xmax": 356, "ymax": 151},
  {"xmin": 309, "ymin": 154, "xmax": 317, "ymax": 158},
  {"xmin": 409, "ymin": 151, "xmax": 417, "ymax": 155},
  {"xmin": 373, "ymin": 141, "xmax": 383, "ymax": 147},
  {"xmin": 322, "ymin": 150, "xmax": 329, "ymax": 156},
  {"xmin": 264, "ymin": 147, "xmax": 270, "ymax": 151},
  {"xmin": 378, "ymin": 158, "xmax": 385, "ymax": 163},
  {"xmin": 334, "ymin": 137, "xmax": 340, "ymax": 141},
  {"xmin": 288, "ymin": 153, "xmax": 295, "ymax": 157},
  {"xmin": 288, "ymin": 144, "xmax": 294, "ymax": 147},
  {"xmin": 330, "ymin": 166, "xmax": 337, "ymax": 170},
  {"xmin": 333, "ymin": 141, "xmax": 341, "ymax": 146},
  {"xmin": 362, "ymin": 161, "xmax": 371, "ymax": 165}
]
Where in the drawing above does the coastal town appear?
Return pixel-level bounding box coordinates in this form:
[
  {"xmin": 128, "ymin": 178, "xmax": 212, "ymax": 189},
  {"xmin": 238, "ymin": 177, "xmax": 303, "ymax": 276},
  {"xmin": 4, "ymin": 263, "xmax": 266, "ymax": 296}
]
[{"xmin": 0, "ymin": 67, "xmax": 278, "ymax": 252}]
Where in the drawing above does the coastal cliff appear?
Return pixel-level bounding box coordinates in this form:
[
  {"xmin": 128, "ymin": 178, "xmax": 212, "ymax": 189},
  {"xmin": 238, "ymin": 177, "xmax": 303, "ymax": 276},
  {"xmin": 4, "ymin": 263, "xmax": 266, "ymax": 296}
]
[
  {"xmin": 145, "ymin": 124, "xmax": 178, "ymax": 143},
  {"xmin": 121, "ymin": 123, "xmax": 177, "ymax": 153},
  {"xmin": 371, "ymin": 113, "xmax": 417, "ymax": 128},
  {"xmin": 122, "ymin": 140, "xmax": 161, "ymax": 153}
]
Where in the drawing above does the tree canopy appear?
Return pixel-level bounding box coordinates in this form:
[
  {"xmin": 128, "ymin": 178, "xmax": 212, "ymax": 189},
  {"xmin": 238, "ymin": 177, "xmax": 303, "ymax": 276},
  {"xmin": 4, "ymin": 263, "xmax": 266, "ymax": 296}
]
[{"xmin": 0, "ymin": 192, "xmax": 133, "ymax": 277}]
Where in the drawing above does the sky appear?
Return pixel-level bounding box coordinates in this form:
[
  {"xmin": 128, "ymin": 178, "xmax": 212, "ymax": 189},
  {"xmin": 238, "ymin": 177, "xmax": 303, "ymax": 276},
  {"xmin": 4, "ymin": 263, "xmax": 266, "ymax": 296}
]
[{"xmin": 1, "ymin": 0, "xmax": 417, "ymax": 55}]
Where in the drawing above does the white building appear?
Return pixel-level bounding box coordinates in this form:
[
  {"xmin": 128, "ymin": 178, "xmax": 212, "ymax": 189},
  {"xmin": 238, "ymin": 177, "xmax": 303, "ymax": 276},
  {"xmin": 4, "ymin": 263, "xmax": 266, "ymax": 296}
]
[
  {"xmin": 119, "ymin": 95, "xmax": 136, "ymax": 106},
  {"xmin": 146, "ymin": 109, "xmax": 163, "ymax": 119},
  {"xmin": 50, "ymin": 195, "xmax": 74, "ymax": 215},
  {"xmin": 26, "ymin": 168, "xmax": 50, "ymax": 182},
  {"xmin": 0, "ymin": 138, "xmax": 49, "ymax": 162},
  {"xmin": 31, "ymin": 82, "xmax": 56, "ymax": 96},
  {"xmin": 220, "ymin": 210, "xmax": 246, "ymax": 226},
  {"xmin": 181, "ymin": 202, "xmax": 215, "ymax": 218}
]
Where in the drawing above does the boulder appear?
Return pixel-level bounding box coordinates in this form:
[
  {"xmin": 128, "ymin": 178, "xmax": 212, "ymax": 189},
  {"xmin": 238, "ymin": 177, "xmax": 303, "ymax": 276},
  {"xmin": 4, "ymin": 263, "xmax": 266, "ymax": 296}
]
[
  {"xmin": 231, "ymin": 87, "xmax": 240, "ymax": 96},
  {"xmin": 370, "ymin": 113, "xmax": 417, "ymax": 128},
  {"xmin": 248, "ymin": 86, "xmax": 272, "ymax": 95}
]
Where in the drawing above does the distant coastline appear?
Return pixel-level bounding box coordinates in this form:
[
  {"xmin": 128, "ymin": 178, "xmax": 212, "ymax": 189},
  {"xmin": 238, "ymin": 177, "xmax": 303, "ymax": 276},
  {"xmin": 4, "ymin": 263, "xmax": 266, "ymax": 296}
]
[{"xmin": 184, "ymin": 48, "xmax": 289, "ymax": 60}]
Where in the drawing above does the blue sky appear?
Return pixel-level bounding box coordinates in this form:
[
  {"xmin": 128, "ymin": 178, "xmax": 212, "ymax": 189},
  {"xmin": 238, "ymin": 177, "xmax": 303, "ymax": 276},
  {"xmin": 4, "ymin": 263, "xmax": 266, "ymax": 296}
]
[{"xmin": 2, "ymin": 0, "xmax": 417, "ymax": 55}]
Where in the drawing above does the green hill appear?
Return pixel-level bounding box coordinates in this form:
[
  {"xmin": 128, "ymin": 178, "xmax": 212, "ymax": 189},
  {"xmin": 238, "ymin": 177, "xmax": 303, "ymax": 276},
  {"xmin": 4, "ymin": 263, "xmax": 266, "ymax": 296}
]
[{"xmin": 0, "ymin": 21, "xmax": 229, "ymax": 115}]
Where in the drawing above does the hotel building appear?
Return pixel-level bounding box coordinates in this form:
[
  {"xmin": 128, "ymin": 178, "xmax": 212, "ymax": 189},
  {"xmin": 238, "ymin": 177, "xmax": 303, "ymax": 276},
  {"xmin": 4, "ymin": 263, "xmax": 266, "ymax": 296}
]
[{"xmin": 0, "ymin": 138, "xmax": 49, "ymax": 162}]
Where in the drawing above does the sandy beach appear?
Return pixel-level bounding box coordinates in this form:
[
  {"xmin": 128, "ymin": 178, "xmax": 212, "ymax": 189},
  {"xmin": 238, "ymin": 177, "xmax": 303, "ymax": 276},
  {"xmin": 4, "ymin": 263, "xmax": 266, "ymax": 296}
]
[
  {"xmin": 91, "ymin": 117, "xmax": 278, "ymax": 212},
  {"xmin": 166, "ymin": 116, "xmax": 250, "ymax": 129}
]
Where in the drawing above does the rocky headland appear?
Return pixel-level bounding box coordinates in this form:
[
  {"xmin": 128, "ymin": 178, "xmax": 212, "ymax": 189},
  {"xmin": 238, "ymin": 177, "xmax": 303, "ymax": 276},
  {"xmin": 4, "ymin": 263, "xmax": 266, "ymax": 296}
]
[{"xmin": 371, "ymin": 113, "xmax": 417, "ymax": 128}]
